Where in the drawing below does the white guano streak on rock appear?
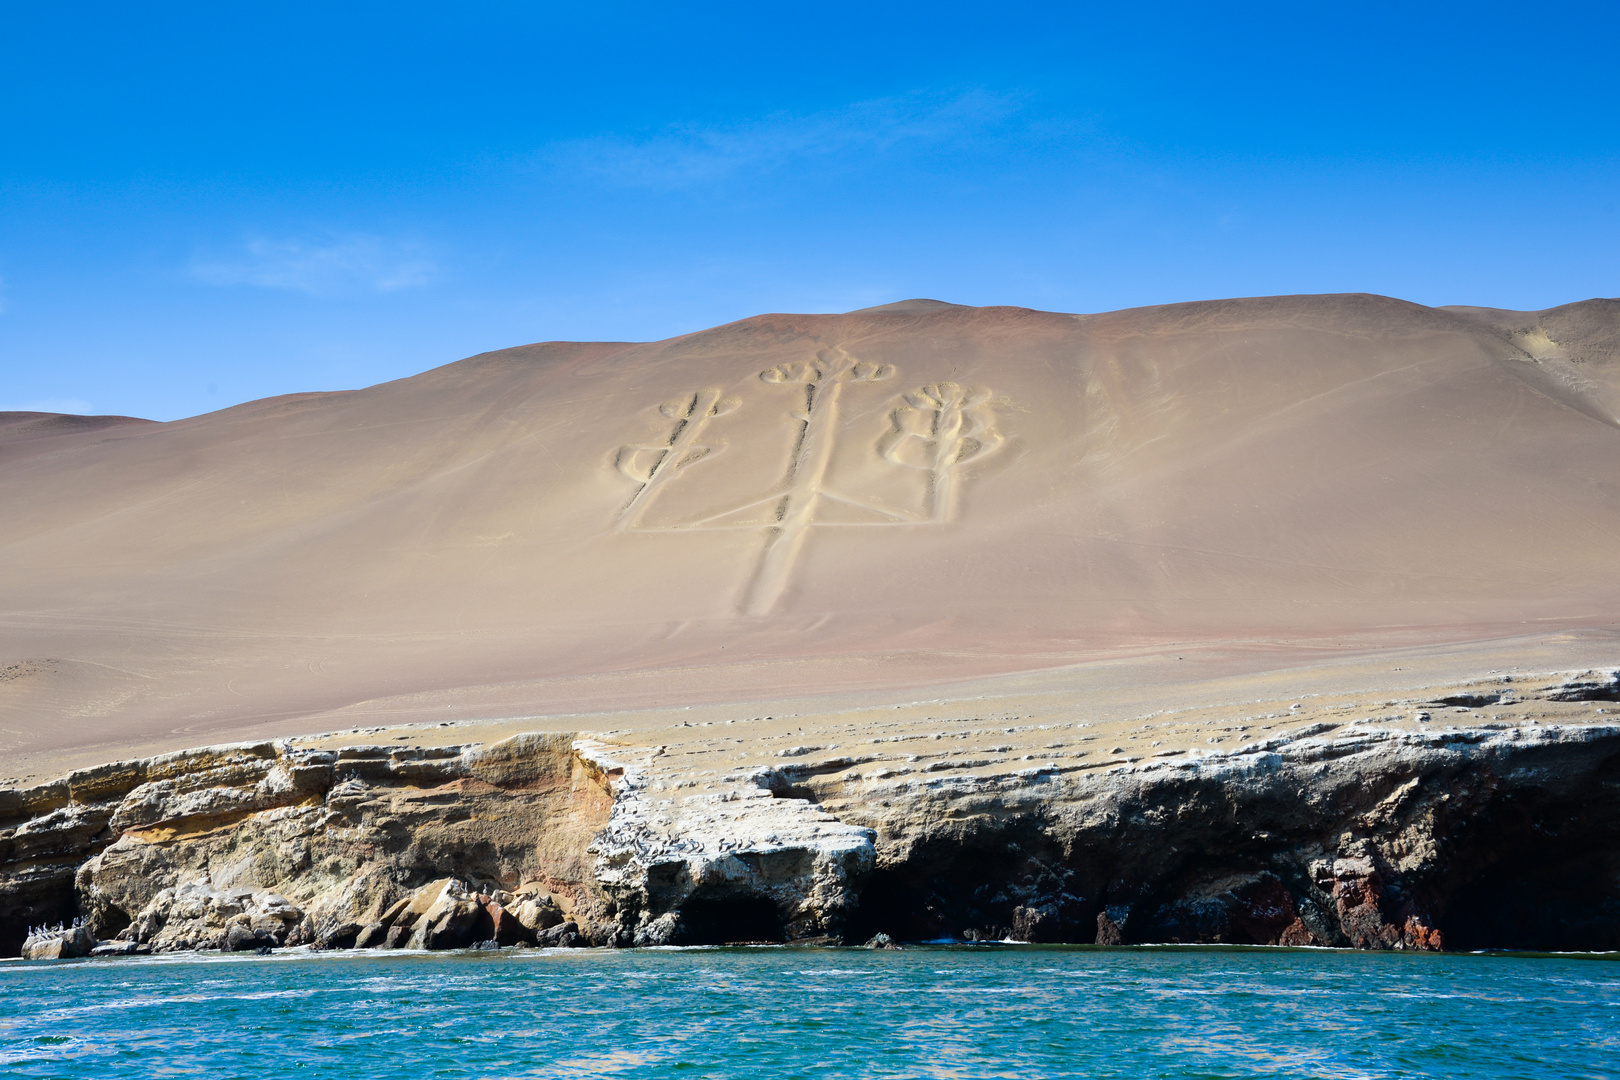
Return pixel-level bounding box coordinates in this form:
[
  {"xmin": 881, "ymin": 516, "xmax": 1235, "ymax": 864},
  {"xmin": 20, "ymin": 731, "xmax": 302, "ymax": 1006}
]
[{"xmin": 575, "ymin": 739, "xmax": 875, "ymax": 941}]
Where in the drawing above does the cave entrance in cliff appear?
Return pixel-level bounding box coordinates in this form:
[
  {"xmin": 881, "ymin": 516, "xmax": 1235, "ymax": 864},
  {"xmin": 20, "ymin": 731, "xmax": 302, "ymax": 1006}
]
[{"xmin": 677, "ymin": 897, "xmax": 785, "ymax": 945}]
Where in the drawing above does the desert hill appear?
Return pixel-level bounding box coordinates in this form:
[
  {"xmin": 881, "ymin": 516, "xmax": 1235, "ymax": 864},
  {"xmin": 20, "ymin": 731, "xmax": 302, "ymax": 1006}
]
[{"xmin": 4, "ymin": 292, "xmax": 1619, "ymax": 777}]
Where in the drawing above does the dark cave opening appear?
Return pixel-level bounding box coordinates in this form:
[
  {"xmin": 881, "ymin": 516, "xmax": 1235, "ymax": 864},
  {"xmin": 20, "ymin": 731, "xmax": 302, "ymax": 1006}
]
[
  {"xmin": 1440, "ymin": 856, "xmax": 1620, "ymax": 952},
  {"xmin": 95, "ymin": 904, "xmax": 131, "ymax": 941},
  {"xmin": 845, "ymin": 751, "xmax": 1620, "ymax": 952},
  {"xmin": 848, "ymin": 831, "xmax": 1095, "ymax": 944},
  {"xmin": 676, "ymin": 896, "xmax": 786, "ymax": 945},
  {"xmin": 0, "ymin": 880, "xmax": 78, "ymax": 958},
  {"xmin": 1427, "ymin": 750, "xmax": 1620, "ymax": 952}
]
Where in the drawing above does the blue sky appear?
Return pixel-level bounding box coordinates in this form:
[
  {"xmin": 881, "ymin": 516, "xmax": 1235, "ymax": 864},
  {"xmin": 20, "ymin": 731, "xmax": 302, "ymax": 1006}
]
[{"xmin": 2, "ymin": 1, "xmax": 1616, "ymax": 421}]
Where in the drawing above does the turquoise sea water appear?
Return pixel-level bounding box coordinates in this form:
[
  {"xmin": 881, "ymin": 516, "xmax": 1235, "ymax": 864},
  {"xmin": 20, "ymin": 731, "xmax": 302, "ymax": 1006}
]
[{"xmin": 2, "ymin": 946, "xmax": 1617, "ymax": 1079}]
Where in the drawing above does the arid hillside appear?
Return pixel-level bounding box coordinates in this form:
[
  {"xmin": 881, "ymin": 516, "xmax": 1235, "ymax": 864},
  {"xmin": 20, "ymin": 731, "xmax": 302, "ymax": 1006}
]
[{"xmin": 4, "ymin": 293, "xmax": 1618, "ymax": 776}]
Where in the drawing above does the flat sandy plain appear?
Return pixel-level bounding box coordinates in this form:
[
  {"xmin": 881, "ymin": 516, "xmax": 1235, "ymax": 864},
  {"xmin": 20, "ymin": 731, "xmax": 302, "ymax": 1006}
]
[{"xmin": 3, "ymin": 293, "xmax": 1618, "ymax": 784}]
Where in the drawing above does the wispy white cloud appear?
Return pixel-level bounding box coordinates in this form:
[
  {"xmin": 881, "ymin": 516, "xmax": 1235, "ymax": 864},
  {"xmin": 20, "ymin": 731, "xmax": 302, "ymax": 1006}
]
[
  {"xmin": 190, "ymin": 234, "xmax": 437, "ymax": 296},
  {"xmin": 552, "ymin": 90, "xmax": 1023, "ymax": 188}
]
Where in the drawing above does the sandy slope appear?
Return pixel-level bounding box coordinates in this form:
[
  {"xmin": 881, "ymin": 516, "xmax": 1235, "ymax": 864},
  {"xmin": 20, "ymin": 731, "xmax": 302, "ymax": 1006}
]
[{"xmin": 3, "ymin": 292, "xmax": 1618, "ymax": 781}]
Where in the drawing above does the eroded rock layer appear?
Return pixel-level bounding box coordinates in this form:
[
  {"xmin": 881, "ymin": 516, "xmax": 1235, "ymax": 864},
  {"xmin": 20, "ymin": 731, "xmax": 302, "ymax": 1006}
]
[
  {"xmin": 837, "ymin": 720, "xmax": 1620, "ymax": 952},
  {"xmin": 4, "ymin": 671, "xmax": 1619, "ymax": 956},
  {"xmin": 2, "ymin": 733, "xmax": 614, "ymax": 955}
]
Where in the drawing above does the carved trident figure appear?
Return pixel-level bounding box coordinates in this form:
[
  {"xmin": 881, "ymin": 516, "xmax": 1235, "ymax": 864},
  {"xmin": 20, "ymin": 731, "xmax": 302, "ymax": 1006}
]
[
  {"xmin": 879, "ymin": 382, "xmax": 1003, "ymax": 523},
  {"xmin": 741, "ymin": 349, "xmax": 894, "ymax": 614},
  {"xmin": 608, "ymin": 353, "xmax": 1004, "ymax": 617},
  {"xmin": 612, "ymin": 388, "xmax": 740, "ymax": 530}
]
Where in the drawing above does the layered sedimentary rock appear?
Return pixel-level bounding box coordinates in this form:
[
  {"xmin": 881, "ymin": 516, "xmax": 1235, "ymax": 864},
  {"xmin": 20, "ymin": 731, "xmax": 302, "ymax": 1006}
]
[
  {"xmin": 3, "ymin": 671, "xmax": 1617, "ymax": 956},
  {"xmin": 2, "ymin": 733, "xmax": 613, "ymax": 955},
  {"xmin": 839, "ymin": 716, "xmax": 1620, "ymax": 952}
]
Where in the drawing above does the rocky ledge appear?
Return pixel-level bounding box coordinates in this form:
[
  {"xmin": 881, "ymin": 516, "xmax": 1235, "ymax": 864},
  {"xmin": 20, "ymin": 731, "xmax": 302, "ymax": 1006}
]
[{"xmin": 4, "ymin": 671, "xmax": 1619, "ymax": 957}]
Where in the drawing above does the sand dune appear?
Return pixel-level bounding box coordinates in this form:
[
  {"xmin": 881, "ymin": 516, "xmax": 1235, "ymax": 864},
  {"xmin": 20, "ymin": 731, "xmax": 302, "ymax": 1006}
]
[{"xmin": 4, "ymin": 292, "xmax": 1619, "ymax": 778}]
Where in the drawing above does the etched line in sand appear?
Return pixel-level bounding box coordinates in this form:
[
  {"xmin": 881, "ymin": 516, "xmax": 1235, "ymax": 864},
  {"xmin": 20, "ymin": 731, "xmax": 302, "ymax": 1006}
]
[
  {"xmin": 879, "ymin": 381, "xmax": 1004, "ymax": 524},
  {"xmin": 608, "ymin": 350, "xmax": 1005, "ymax": 614},
  {"xmin": 740, "ymin": 349, "xmax": 898, "ymax": 615},
  {"xmin": 611, "ymin": 388, "xmax": 740, "ymax": 530}
]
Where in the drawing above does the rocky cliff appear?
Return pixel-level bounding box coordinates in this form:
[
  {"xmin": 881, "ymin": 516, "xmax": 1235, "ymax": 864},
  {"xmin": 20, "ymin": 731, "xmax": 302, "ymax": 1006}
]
[
  {"xmin": 1, "ymin": 733, "xmax": 613, "ymax": 956},
  {"xmin": 4, "ymin": 671, "xmax": 1619, "ymax": 957}
]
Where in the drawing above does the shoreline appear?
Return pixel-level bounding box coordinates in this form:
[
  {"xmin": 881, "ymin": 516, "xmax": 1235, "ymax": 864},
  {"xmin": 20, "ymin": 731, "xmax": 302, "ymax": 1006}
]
[{"xmin": 8, "ymin": 940, "xmax": 1620, "ymax": 962}]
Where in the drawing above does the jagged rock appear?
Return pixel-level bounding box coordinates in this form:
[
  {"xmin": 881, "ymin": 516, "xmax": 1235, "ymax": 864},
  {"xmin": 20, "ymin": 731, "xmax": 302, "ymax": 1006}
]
[
  {"xmin": 832, "ymin": 719, "xmax": 1620, "ymax": 952},
  {"xmin": 632, "ymin": 910, "xmax": 681, "ymax": 946},
  {"xmin": 1326, "ymin": 858, "xmax": 1444, "ymax": 951},
  {"xmin": 1095, "ymin": 911, "xmax": 1125, "ymax": 945},
  {"xmin": 353, "ymin": 921, "xmax": 387, "ymax": 949},
  {"xmin": 1542, "ymin": 670, "xmax": 1620, "ymax": 702},
  {"xmin": 484, "ymin": 901, "xmax": 528, "ymax": 947},
  {"xmin": 225, "ymin": 923, "xmax": 276, "ymax": 952},
  {"xmin": 22, "ymin": 923, "xmax": 95, "ymax": 959},
  {"xmin": 421, "ymin": 903, "xmax": 481, "ymax": 950},
  {"xmin": 399, "ymin": 878, "xmax": 480, "ymax": 949},
  {"xmin": 314, "ymin": 921, "xmax": 362, "ymax": 950},
  {"xmin": 536, "ymin": 920, "xmax": 582, "ymax": 947},
  {"xmin": 1011, "ymin": 904, "xmax": 1059, "ymax": 943},
  {"xmin": 511, "ymin": 894, "xmax": 564, "ymax": 933},
  {"xmin": 89, "ymin": 939, "xmax": 149, "ymax": 956},
  {"xmin": 111, "ymin": 884, "xmax": 306, "ymax": 953},
  {"xmin": 863, "ymin": 932, "xmax": 900, "ymax": 950},
  {"xmin": 5, "ymin": 678, "xmax": 1620, "ymax": 957},
  {"xmin": 0, "ymin": 733, "xmax": 615, "ymax": 955},
  {"xmin": 1137, "ymin": 873, "xmax": 1307, "ymax": 946},
  {"xmin": 363, "ymin": 878, "xmax": 533, "ymax": 951}
]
